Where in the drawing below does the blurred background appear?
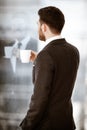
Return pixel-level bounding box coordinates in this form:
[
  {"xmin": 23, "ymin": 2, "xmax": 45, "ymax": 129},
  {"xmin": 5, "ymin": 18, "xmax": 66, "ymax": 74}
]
[{"xmin": 0, "ymin": 0, "xmax": 87, "ymax": 130}]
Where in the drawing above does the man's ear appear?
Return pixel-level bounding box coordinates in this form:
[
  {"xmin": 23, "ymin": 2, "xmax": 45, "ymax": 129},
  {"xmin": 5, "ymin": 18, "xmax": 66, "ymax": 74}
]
[{"xmin": 41, "ymin": 23, "xmax": 46, "ymax": 32}]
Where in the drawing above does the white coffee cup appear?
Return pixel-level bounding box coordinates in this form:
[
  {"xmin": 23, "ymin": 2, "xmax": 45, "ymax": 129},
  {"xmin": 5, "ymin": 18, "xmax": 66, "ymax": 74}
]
[{"xmin": 20, "ymin": 50, "xmax": 31, "ymax": 63}]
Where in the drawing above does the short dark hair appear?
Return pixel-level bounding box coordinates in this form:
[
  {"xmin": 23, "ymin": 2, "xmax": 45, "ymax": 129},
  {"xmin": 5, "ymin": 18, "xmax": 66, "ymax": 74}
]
[{"xmin": 38, "ymin": 6, "xmax": 65, "ymax": 33}]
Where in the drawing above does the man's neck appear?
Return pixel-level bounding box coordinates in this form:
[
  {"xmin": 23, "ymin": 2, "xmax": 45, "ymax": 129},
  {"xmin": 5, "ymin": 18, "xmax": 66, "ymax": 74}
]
[{"xmin": 46, "ymin": 34, "xmax": 62, "ymax": 44}]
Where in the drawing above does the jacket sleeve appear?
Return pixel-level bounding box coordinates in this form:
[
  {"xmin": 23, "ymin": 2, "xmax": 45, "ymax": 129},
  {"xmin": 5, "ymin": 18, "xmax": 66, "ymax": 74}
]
[{"xmin": 20, "ymin": 51, "xmax": 54, "ymax": 130}]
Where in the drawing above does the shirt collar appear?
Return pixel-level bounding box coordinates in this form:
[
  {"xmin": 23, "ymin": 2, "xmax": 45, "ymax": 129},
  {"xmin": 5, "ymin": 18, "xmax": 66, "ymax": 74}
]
[{"xmin": 46, "ymin": 35, "xmax": 62, "ymax": 44}]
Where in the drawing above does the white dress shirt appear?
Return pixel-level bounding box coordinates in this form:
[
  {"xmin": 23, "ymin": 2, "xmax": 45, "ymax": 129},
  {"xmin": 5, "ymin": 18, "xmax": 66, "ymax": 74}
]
[{"xmin": 46, "ymin": 35, "xmax": 62, "ymax": 44}]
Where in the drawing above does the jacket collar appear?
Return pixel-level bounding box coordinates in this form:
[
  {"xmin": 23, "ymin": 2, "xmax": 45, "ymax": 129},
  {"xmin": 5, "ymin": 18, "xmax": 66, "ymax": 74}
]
[{"xmin": 43, "ymin": 38, "xmax": 66, "ymax": 51}]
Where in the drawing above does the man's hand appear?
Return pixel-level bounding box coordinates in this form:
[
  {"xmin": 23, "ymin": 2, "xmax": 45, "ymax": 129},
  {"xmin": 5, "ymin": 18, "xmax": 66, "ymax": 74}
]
[{"xmin": 30, "ymin": 50, "xmax": 37, "ymax": 62}]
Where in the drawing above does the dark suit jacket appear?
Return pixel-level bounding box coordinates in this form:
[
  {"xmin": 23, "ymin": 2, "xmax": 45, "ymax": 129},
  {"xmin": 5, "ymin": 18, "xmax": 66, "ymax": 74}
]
[{"xmin": 20, "ymin": 38, "xmax": 80, "ymax": 130}]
